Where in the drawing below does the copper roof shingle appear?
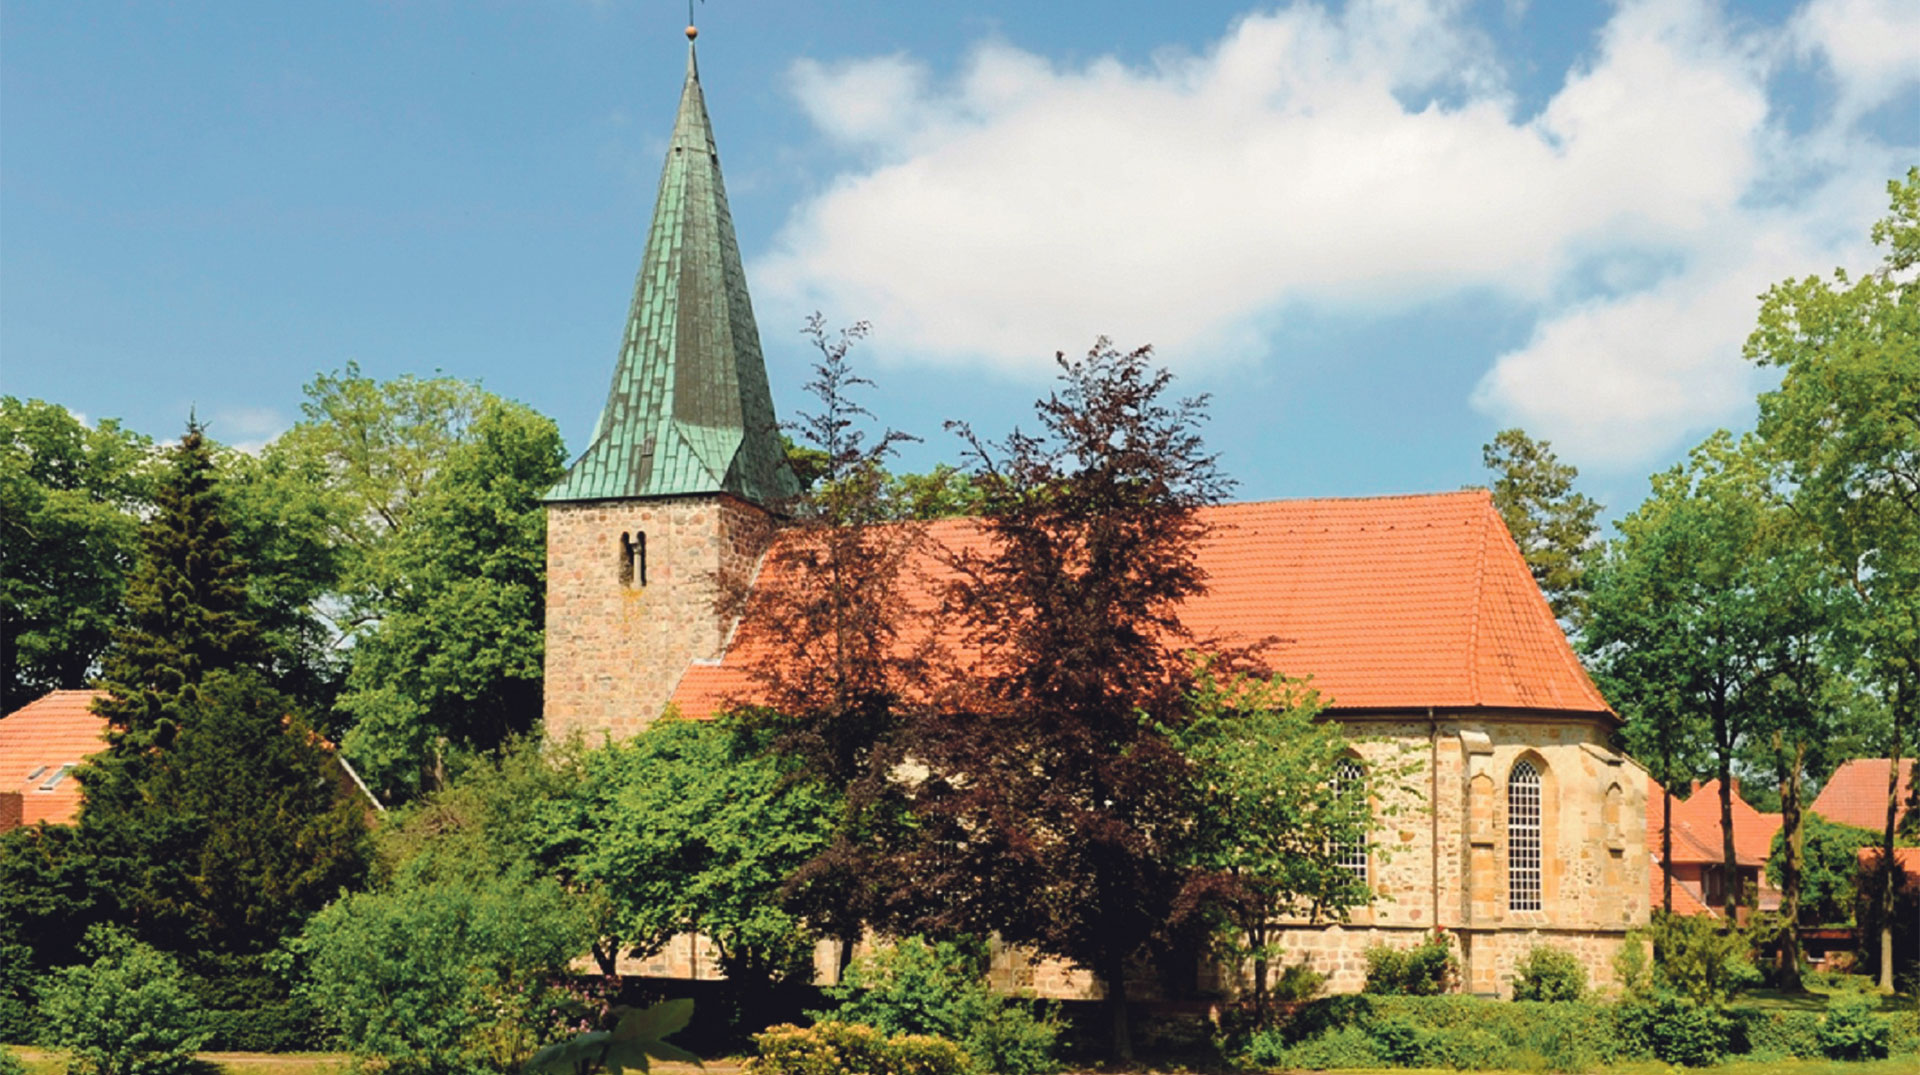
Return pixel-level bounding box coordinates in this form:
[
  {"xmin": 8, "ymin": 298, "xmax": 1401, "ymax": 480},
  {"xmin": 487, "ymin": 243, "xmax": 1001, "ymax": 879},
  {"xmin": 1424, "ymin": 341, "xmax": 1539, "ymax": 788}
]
[
  {"xmin": 671, "ymin": 490, "xmax": 1612, "ymax": 719},
  {"xmin": 547, "ymin": 44, "xmax": 796, "ymax": 507}
]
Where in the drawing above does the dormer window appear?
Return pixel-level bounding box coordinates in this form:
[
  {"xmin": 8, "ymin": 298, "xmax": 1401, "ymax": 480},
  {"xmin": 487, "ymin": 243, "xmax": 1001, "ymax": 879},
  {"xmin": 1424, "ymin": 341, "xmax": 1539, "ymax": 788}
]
[{"xmin": 39, "ymin": 764, "xmax": 75, "ymax": 791}]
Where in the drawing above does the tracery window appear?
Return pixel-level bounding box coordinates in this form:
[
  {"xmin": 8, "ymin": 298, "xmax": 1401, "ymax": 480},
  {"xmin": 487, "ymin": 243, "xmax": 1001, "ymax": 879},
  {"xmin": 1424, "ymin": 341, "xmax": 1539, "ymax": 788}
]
[
  {"xmin": 1332, "ymin": 757, "xmax": 1368, "ymax": 883},
  {"xmin": 1509, "ymin": 759, "xmax": 1543, "ymax": 911}
]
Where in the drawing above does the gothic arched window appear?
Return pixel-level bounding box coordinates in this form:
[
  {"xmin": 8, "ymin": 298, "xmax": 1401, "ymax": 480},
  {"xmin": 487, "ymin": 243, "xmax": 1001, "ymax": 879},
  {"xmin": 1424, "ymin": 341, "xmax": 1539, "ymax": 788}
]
[
  {"xmin": 1509, "ymin": 759, "xmax": 1543, "ymax": 911},
  {"xmin": 1332, "ymin": 756, "xmax": 1368, "ymax": 883}
]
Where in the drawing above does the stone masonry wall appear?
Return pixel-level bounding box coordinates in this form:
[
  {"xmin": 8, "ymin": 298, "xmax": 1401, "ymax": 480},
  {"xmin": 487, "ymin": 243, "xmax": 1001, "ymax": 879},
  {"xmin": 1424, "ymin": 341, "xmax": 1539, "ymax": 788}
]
[
  {"xmin": 602, "ymin": 713, "xmax": 1650, "ymax": 1002},
  {"xmin": 544, "ymin": 495, "xmax": 776, "ymax": 742}
]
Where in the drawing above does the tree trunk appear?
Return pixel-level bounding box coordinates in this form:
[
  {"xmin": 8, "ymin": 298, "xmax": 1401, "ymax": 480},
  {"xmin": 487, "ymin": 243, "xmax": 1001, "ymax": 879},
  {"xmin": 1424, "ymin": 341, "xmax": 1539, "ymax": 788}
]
[
  {"xmin": 1715, "ymin": 692, "xmax": 1742, "ymax": 920},
  {"xmin": 1879, "ymin": 716, "xmax": 1903, "ymax": 994},
  {"xmin": 1663, "ymin": 785, "xmax": 1675, "ymax": 915},
  {"xmin": 1776, "ymin": 734, "xmax": 1805, "ymax": 992},
  {"xmin": 1250, "ymin": 920, "xmax": 1270, "ymax": 1016},
  {"xmin": 1103, "ymin": 951, "xmax": 1133, "ymax": 1062},
  {"xmin": 592, "ymin": 938, "xmax": 620, "ymax": 977}
]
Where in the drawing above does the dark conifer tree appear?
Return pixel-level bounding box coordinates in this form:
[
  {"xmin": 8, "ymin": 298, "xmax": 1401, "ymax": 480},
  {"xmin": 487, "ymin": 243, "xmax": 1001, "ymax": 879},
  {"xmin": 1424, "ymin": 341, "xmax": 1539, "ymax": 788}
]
[
  {"xmin": 63, "ymin": 421, "xmax": 368, "ymax": 1027},
  {"xmin": 91, "ymin": 420, "xmax": 267, "ymax": 745}
]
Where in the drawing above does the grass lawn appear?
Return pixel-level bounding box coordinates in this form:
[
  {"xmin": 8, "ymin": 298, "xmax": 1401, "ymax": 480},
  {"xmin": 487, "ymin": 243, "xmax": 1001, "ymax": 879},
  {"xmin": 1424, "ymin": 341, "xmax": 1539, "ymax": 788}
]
[{"xmin": 1267, "ymin": 1066, "xmax": 1920, "ymax": 1075}]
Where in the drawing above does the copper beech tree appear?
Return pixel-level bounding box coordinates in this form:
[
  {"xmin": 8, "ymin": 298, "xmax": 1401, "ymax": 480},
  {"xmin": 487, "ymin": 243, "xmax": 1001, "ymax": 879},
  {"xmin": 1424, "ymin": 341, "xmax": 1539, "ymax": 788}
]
[{"xmin": 879, "ymin": 341, "xmax": 1232, "ymax": 1061}]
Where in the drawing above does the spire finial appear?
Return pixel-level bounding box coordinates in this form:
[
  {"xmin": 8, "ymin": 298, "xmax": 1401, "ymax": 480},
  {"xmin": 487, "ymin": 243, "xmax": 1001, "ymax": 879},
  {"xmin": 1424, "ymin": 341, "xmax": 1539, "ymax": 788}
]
[{"xmin": 686, "ymin": 0, "xmax": 699, "ymax": 39}]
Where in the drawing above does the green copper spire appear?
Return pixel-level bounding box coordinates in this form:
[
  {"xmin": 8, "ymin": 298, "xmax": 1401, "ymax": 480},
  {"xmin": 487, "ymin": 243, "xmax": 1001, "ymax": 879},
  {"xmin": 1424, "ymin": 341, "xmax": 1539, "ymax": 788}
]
[{"xmin": 548, "ymin": 40, "xmax": 797, "ymax": 506}]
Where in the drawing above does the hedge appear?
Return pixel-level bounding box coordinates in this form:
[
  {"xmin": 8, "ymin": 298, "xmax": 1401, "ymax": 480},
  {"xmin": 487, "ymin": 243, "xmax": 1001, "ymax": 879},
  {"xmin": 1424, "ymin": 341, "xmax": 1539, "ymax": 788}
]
[{"xmin": 1236, "ymin": 993, "xmax": 1920, "ymax": 1070}]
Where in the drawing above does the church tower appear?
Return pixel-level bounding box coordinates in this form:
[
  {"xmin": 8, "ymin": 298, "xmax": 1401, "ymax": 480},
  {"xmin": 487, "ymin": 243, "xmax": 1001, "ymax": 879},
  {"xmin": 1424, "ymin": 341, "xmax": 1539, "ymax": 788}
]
[{"xmin": 544, "ymin": 29, "xmax": 798, "ymax": 742}]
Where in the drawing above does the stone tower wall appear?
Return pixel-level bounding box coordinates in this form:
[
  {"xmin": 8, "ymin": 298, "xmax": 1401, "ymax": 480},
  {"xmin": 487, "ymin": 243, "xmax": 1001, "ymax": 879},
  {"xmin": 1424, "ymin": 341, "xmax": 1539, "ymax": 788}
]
[{"xmin": 544, "ymin": 494, "xmax": 776, "ymax": 743}]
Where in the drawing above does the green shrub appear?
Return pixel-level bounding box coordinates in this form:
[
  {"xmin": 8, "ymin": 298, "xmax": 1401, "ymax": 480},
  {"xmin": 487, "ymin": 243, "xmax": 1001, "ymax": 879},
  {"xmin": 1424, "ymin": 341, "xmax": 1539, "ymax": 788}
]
[
  {"xmin": 819, "ymin": 937, "xmax": 1058, "ymax": 1075},
  {"xmin": 1818, "ymin": 993, "xmax": 1891, "ymax": 1060},
  {"xmin": 36, "ymin": 928, "xmax": 208, "ymax": 1075},
  {"xmin": 1733, "ymin": 1008, "xmax": 1823, "ymax": 1059},
  {"xmin": 1615, "ymin": 993, "xmax": 1730, "ymax": 1066},
  {"xmin": 1510, "ymin": 945, "xmax": 1585, "ymax": 1002},
  {"xmin": 294, "ymin": 870, "xmax": 592, "ymax": 1075},
  {"xmin": 0, "ymin": 1048, "xmax": 24, "ymax": 1075},
  {"xmin": 1640, "ymin": 912, "xmax": 1761, "ymax": 1004},
  {"xmin": 1271, "ymin": 960, "xmax": 1327, "ymax": 1003},
  {"xmin": 1240, "ymin": 994, "xmax": 1633, "ymax": 1071},
  {"xmin": 1244, "ymin": 1024, "xmax": 1379, "ymax": 1070},
  {"xmin": 1362, "ymin": 930, "xmax": 1458, "ymax": 996},
  {"xmin": 0, "ymin": 946, "xmax": 36, "ymax": 1047},
  {"xmin": 1890, "ymin": 1010, "xmax": 1920, "ymax": 1056},
  {"xmin": 746, "ymin": 1022, "xmax": 970, "ymax": 1075}
]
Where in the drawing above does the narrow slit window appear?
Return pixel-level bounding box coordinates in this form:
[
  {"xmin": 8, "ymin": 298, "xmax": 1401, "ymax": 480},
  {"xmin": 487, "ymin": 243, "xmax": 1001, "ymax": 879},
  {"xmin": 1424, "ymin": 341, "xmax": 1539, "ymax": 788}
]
[
  {"xmin": 1331, "ymin": 757, "xmax": 1368, "ymax": 883},
  {"xmin": 620, "ymin": 532, "xmax": 648, "ymax": 588},
  {"xmin": 1509, "ymin": 759, "xmax": 1543, "ymax": 911}
]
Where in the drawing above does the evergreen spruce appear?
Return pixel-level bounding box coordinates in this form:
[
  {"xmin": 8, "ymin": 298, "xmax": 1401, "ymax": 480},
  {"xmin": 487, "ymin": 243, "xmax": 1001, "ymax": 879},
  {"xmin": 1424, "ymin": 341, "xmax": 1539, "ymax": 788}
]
[
  {"xmin": 64, "ymin": 421, "xmax": 368, "ymax": 1038},
  {"xmin": 92, "ymin": 420, "xmax": 266, "ymax": 745}
]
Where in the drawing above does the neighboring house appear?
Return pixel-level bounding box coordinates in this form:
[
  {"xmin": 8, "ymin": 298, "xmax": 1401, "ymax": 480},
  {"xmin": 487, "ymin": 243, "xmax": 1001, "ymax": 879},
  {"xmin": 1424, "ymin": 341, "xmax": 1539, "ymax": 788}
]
[
  {"xmin": 0, "ymin": 689, "xmax": 108, "ymax": 830},
  {"xmin": 1812, "ymin": 759, "xmax": 1914, "ymax": 833},
  {"xmin": 0, "ymin": 688, "xmax": 380, "ymax": 831},
  {"xmin": 540, "ymin": 31, "xmax": 1650, "ymax": 1000},
  {"xmin": 1646, "ymin": 777, "xmax": 1783, "ymax": 920}
]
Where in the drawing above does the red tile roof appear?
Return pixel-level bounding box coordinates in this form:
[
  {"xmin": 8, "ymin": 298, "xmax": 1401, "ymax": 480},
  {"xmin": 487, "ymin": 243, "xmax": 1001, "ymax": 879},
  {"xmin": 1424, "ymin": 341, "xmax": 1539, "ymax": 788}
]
[
  {"xmin": 1858, "ymin": 846, "xmax": 1920, "ymax": 876},
  {"xmin": 1648, "ymin": 864, "xmax": 1716, "ymax": 916},
  {"xmin": 1812, "ymin": 759, "xmax": 1914, "ymax": 832},
  {"xmin": 672, "ymin": 490, "xmax": 1613, "ymax": 720},
  {"xmin": 1645, "ymin": 777, "xmax": 1782, "ymax": 868},
  {"xmin": 0, "ymin": 690, "xmax": 108, "ymax": 828}
]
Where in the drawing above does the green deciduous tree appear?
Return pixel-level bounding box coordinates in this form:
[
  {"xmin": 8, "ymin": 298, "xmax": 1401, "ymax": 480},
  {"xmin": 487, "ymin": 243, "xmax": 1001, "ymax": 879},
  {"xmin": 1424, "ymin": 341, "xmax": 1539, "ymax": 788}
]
[
  {"xmin": 271, "ymin": 362, "xmax": 489, "ymax": 549},
  {"xmin": 1481, "ymin": 428, "xmax": 1601, "ymax": 630},
  {"xmin": 1585, "ymin": 432, "xmax": 1790, "ymax": 920},
  {"xmin": 336, "ymin": 398, "xmax": 564, "ymax": 799},
  {"xmin": 220, "ymin": 443, "xmax": 357, "ymax": 716},
  {"xmin": 1769, "ymin": 813, "xmax": 1880, "ymax": 927},
  {"xmin": 0, "ymin": 398, "xmax": 152, "ymax": 705},
  {"xmin": 1746, "ymin": 169, "xmax": 1920, "ymax": 990},
  {"xmin": 1174, "ymin": 663, "xmax": 1386, "ymax": 1015},
  {"xmin": 542, "ymin": 717, "xmax": 836, "ymax": 1007}
]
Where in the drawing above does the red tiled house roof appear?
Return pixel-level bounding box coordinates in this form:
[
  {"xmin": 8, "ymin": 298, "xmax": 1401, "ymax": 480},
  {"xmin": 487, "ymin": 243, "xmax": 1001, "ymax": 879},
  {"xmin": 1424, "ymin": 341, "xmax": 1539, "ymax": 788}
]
[
  {"xmin": 672, "ymin": 490, "xmax": 1613, "ymax": 719},
  {"xmin": 1812, "ymin": 759, "xmax": 1914, "ymax": 832},
  {"xmin": 1858, "ymin": 846, "xmax": 1920, "ymax": 876},
  {"xmin": 1649, "ymin": 866, "xmax": 1716, "ymax": 916},
  {"xmin": 0, "ymin": 690, "xmax": 108, "ymax": 828},
  {"xmin": 1646, "ymin": 777, "xmax": 1782, "ymax": 868}
]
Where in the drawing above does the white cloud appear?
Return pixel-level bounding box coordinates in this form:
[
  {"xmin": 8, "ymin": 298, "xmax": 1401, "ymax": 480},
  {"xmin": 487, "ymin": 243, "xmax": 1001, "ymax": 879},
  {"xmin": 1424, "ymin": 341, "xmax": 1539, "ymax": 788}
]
[
  {"xmin": 758, "ymin": 0, "xmax": 1918, "ymax": 469},
  {"xmin": 1791, "ymin": 0, "xmax": 1920, "ymax": 125}
]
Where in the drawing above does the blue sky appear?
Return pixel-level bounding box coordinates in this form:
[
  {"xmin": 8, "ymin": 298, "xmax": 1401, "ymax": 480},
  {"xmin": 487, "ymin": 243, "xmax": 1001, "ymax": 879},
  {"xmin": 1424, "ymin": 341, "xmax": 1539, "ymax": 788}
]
[{"xmin": 3, "ymin": 1, "xmax": 1916, "ymax": 516}]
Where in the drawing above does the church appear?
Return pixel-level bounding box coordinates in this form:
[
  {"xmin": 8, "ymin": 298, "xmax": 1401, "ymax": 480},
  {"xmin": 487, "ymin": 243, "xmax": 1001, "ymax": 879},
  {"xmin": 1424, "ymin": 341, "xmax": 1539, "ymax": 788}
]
[{"xmin": 542, "ymin": 29, "xmax": 1649, "ymax": 999}]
